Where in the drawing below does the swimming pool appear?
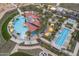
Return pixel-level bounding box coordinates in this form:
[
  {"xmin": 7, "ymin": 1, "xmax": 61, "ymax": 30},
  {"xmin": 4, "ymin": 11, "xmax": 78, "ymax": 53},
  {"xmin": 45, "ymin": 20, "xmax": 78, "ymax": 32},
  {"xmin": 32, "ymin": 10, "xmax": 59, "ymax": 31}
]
[
  {"xmin": 13, "ymin": 16, "xmax": 29, "ymax": 39},
  {"xmin": 54, "ymin": 28, "xmax": 70, "ymax": 49}
]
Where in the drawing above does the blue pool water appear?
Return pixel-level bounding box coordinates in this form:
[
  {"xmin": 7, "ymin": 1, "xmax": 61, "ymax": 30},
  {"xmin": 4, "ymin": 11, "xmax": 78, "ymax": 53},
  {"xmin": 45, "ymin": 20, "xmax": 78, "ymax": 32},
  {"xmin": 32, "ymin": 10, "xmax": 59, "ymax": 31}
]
[
  {"xmin": 55, "ymin": 28, "xmax": 70, "ymax": 48},
  {"xmin": 31, "ymin": 31, "xmax": 36, "ymax": 35},
  {"xmin": 13, "ymin": 16, "xmax": 29, "ymax": 39}
]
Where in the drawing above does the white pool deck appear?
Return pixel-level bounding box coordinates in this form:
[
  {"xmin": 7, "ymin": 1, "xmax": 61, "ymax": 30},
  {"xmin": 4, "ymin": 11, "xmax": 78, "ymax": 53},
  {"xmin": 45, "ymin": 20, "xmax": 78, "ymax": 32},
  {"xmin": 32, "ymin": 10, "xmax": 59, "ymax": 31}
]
[
  {"xmin": 51, "ymin": 18, "xmax": 77, "ymax": 50},
  {"xmin": 10, "ymin": 37, "xmax": 24, "ymax": 44}
]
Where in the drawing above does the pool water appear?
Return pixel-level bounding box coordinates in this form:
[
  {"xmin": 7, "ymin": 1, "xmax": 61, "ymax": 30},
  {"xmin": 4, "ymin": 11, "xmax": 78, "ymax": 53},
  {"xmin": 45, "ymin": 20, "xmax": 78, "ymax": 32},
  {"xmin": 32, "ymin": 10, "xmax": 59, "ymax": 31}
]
[
  {"xmin": 55, "ymin": 28, "xmax": 70, "ymax": 49},
  {"xmin": 13, "ymin": 16, "xmax": 29, "ymax": 39}
]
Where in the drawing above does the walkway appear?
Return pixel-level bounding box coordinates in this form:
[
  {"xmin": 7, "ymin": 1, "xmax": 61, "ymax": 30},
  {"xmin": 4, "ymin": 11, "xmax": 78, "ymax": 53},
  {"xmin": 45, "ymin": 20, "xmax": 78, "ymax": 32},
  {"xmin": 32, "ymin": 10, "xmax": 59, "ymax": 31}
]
[
  {"xmin": 11, "ymin": 3, "xmax": 22, "ymax": 15},
  {"xmin": 39, "ymin": 34, "xmax": 51, "ymax": 45},
  {"xmin": 39, "ymin": 46, "xmax": 57, "ymax": 56},
  {"xmin": 62, "ymin": 42, "xmax": 79, "ymax": 56},
  {"xmin": 10, "ymin": 44, "xmax": 57, "ymax": 56},
  {"xmin": 10, "ymin": 44, "xmax": 19, "ymax": 54},
  {"xmin": 40, "ymin": 37, "xmax": 51, "ymax": 45},
  {"xmin": 56, "ymin": 3, "xmax": 60, "ymax": 7},
  {"xmin": 73, "ymin": 42, "xmax": 79, "ymax": 56}
]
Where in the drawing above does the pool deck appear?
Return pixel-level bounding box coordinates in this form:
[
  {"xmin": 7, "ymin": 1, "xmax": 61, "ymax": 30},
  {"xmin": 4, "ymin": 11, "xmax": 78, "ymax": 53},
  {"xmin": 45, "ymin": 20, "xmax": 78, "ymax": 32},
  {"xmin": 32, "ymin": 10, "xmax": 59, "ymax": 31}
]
[
  {"xmin": 51, "ymin": 18, "xmax": 77, "ymax": 50},
  {"xmin": 52, "ymin": 27, "xmax": 71, "ymax": 50}
]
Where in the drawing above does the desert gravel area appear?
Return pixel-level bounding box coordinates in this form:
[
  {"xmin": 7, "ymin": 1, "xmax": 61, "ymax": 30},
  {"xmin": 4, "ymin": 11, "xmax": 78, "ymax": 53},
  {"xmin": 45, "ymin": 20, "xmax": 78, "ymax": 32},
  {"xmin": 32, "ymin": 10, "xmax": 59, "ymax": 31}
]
[
  {"xmin": 0, "ymin": 3, "xmax": 31, "ymax": 20},
  {"xmin": 0, "ymin": 4, "xmax": 13, "ymax": 13},
  {"xmin": 0, "ymin": 3, "xmax": 29, "ymax": 13},
  {"xmin": 0, "ymin": 4, "xmax": 13, "ymax": 19},
  {"xmin": 60, "ymin": 3, "xmax": 79, "ymax": 11}
]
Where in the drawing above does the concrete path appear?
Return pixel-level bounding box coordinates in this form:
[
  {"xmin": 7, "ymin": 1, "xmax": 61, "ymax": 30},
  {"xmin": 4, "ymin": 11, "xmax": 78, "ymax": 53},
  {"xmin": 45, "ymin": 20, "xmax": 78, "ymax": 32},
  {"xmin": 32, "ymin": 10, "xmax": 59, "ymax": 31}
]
[
  {"xmin": 39, "ymin": 46, "xmax": 57, "ymax": 56},
  {"xmin": 63, "ymin": 50, "xmax": 73, "ymax": 56},
  {"xmin": 10, "ymin": 44, "xmax": 57, "ymax": 56},
  {"xmin": 11, "ymin": 3, "xmax": 22, "ymax": 15},
  {"xmin": 10, "ymin": 44, "xmax": 18, "ymax": 54},
  {"xmin": 39, "ymin": 34, "xmax": 51, "ymax": 45},
  {"xmin": 18, "ymin": 45, "xmax": 41, "ymax": 50},
  {"xmin": 73, "ymin": 42, "xmax": 79, "ymax": 56},
  {"xmin": 40, "ymin": 37, "xmax": 51, "ymax": 45},
  {"xmin": 62, "ymin": 42, "xmax": 79, "ymax": 56}
]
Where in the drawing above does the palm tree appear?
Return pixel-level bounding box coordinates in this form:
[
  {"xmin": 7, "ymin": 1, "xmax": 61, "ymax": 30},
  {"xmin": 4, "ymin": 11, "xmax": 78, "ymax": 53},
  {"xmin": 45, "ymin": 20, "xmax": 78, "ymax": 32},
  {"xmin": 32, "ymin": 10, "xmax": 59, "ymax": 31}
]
[{"xmin": 26, "ymin": 31, "xmax": 31, "ymax": 40}]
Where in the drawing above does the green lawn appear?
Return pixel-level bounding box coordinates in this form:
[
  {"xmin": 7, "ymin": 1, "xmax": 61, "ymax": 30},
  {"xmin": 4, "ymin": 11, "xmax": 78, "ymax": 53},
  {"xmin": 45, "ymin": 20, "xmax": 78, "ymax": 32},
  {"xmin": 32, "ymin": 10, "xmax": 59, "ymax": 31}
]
[
  {"xmin": 1, "ymin": 12, "xmax": 18, "ymax": 41},
  {"xmin": 10, "ymin": 52, "xmax": 32, "ymax": 56}
]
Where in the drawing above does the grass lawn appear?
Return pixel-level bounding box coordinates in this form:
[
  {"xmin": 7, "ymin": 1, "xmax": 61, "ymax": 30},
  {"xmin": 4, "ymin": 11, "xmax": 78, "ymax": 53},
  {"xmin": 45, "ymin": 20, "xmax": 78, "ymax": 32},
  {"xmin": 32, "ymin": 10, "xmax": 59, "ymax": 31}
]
[
  {"xmin": 1, "ymin": 12, "xmax": 18, "ymax": 41},
  {"xmin": 10, "ymin": 52, "xmax": 32, "ymax": 56}
]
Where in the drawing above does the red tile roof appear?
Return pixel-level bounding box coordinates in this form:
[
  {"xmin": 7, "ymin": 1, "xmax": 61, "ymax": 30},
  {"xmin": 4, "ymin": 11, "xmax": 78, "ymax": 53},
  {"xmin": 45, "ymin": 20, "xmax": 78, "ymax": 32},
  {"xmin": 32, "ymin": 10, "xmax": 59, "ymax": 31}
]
[
  {"xmin": 25, "ymin": 20, "xmax": 40, "ymax": 32},
  {"xmin": 29, "ymin": 20, "xmax": 41, "ymax": 27}
]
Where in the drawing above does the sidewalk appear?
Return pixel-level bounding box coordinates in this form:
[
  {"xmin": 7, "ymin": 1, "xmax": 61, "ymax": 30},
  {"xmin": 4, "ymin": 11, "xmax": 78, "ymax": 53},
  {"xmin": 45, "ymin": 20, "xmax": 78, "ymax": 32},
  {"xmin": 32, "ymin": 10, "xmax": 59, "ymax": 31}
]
[
  {"xmin": 10, "ymin": 44, "xmax": 57, "ymax": 56},
  {"xmin": 73, "ymin": 42, "xmax": 79, "ymax": 56}
]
